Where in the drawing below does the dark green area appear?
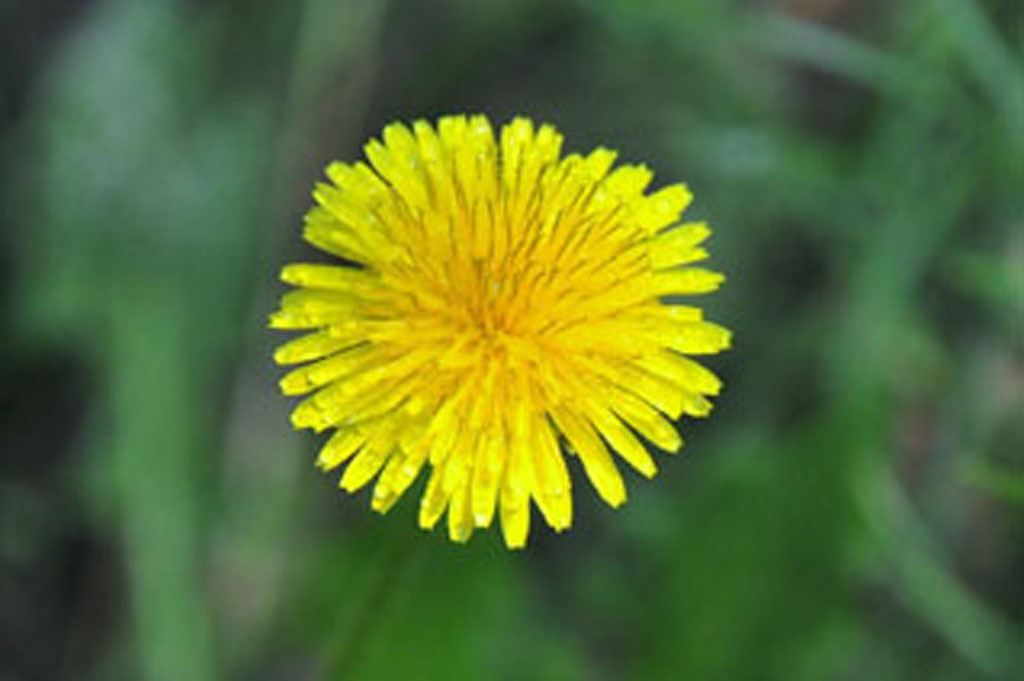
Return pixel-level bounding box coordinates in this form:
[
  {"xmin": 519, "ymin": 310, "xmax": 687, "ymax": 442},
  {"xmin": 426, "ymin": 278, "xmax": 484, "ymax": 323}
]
[{"xmin": 1, "ymin": 1, "xmax": 1022, "ymax": 679}]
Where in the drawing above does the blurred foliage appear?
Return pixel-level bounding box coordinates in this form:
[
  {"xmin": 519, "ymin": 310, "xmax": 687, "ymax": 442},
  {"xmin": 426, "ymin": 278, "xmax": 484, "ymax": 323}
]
[{"xmin": 1, "ymin": 0, "xmax": 1022, "ymax": 680}]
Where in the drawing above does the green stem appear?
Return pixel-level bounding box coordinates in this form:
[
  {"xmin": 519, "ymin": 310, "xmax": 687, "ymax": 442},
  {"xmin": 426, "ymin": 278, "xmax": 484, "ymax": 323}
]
[{"xmin": 324, "ymin": 532, "xmax": 425, "ymax": 679}]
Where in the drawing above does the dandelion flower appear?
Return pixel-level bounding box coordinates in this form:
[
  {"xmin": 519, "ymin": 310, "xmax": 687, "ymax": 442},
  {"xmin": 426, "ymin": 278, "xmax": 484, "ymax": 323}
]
[{"xmin": 270, "ymin": 115, "xmax": 730, "ymax": 548}]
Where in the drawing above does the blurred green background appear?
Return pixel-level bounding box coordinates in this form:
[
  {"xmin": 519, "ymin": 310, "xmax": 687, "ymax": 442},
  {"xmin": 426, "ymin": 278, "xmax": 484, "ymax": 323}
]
[{"xmin": 2, "ymin": 0, "xmax": 1022, "ymax": 679}]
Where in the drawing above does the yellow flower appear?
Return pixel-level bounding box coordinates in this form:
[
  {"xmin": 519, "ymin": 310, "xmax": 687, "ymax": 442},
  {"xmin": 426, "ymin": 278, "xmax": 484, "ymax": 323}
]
[{"xmin": 270, "ymin": 115, "xmax": 730, "ymax": 548}]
